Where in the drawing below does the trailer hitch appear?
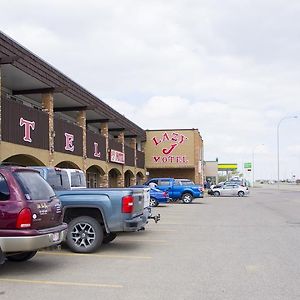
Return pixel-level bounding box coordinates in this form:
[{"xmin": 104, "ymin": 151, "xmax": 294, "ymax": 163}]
[{"xmin": 148, "ymin": 213, "xmax": 161, "ymax": 223}]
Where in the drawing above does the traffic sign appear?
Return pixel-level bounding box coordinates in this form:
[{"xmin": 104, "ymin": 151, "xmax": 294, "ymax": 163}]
[{"xmin": 244, "ymin": 162, "xmax": 252, "ymax": 169}]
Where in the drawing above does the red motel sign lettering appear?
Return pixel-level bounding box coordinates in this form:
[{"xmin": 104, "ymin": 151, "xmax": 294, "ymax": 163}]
[
  {"xmin": 64, "ymin": 133, "xmax": 75, "ymax": 152},
  {"xmin": 110, "ymin": 149, "xmax": 125, "ymax": 164},
  {"xmin": 94, "ymin": 142, "xmax": 101, "ymax": 158},
  {"xmin": 19, "ymin": 117, "xmax": 35, "ymax": 143},
  {"xmin": 152, "ymin": 131, "xmax": 189, "ymax": 164}
]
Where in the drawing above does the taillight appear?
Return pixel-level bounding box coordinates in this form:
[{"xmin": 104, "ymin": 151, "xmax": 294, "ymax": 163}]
[
  {"xmin": 163, "ymin": 192, "xmax": 167, "ymax": 197},
  {"xmin": 122, "ymin": 195, "xmax": 134, "ymax": 213},
  {"xmin": 16, "ymin": 208, "xmax": 32, "ymax": 229}
]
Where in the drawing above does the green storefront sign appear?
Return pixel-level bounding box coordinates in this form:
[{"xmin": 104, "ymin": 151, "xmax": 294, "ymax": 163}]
[{"xmin": 244, "ymin": 162, "xmax": 252, "ymax": 169}]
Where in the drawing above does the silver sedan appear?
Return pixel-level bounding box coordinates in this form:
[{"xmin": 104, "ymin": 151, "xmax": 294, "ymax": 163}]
[{"xmin": 211, "ymin": 184, "xmax": 249, "ymax": 197}]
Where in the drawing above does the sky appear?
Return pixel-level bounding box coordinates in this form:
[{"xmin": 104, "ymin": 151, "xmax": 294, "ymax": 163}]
[{"xmin": 1, "ymin": 0, "xmax": 300, "ymax": 180}]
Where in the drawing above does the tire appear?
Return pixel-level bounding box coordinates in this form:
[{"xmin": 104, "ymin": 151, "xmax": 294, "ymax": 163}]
[
  {"xmin": 150, "ymin": 197, "xmax": 159, "ymax": 207},
  {"xmin": 6, "ymin": 251, "xmax": 37, "ymax": 262},
  {"xmin": 102, "ymin": 233, "xmax": 117, "ymax": 244},
  {"xmin": 66, "ymin": 216, "xmax": 103, "ymax": 253},
  {"xmin": 213, "ymin": 191, "xmax": 220, "ymax": 197},
  {"xmin": 238, "ymin": 191, "xmax": 245, "ymax": 197},
  {"xmin": 181, "ymin": 193, "xmax": 193, "ymax": 204}
]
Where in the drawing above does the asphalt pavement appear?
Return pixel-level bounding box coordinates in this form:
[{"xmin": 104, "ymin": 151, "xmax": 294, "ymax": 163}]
[{"xmin": 1, "ymin": 188, "xmax": 300, "ymax": 300}]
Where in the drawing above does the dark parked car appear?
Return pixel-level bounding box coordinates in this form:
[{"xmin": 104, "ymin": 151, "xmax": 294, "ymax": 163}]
[{"xmin": 0, "ymin": 166, "xmax": 67, "ymax": 264}]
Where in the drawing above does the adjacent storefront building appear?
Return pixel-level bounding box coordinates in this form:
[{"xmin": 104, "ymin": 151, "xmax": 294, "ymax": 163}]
[{"xmin": 203, "ymin": 160, "xmax": 219, "ymax": 184}]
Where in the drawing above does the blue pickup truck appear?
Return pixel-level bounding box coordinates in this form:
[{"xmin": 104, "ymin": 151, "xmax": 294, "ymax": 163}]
[
  {"xmin": 56, "ymin": 188, "xmax": 150, "ymax": 253},
  {"xmin": 31, "ymin": 166, "xmax": 152, "ymax": 253},
  {"xmin": 145, "ymin": 178, "xmax": 203, "ymax": 204}
]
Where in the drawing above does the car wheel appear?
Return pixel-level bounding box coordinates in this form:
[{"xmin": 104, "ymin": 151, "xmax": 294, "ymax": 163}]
[
  {"xmin": 150, "ymin": 198, "xmax": 159, "ymax": 207},
  {"xmin": 238, "ymin": 191, "xmax": 245, "ymax": 197},
  {"xmin": 66, "ymin": 216, "xmax": 103, "ymax": 253},
  {"xmin": 181, "ymin": 193, "xmax": 193, "ymax": 204},
  {"xmin": 6, "ymin": 251, "xmax": 37, "ymax": 262},
  {"xmin": 102, "ymin": 233, "xmax": 117, "ymax": 244},
  {"xmin": 213, "ymin": 191, "xmax": 220, "ymax": 197}
]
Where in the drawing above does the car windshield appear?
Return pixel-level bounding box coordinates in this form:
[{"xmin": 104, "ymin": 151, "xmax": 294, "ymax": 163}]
[{"xmin": 14, "ymin": 171, "xmax": 55, "ymax": 200}]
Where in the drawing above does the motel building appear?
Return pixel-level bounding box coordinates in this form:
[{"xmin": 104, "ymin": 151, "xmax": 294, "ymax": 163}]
[
  {"xmin": 145, "ymin": 129, "xmax": 204, "ymax": 184},
  {"xmin": 0, "ymin": 32, "xmax": 147, "ymax": 187}
]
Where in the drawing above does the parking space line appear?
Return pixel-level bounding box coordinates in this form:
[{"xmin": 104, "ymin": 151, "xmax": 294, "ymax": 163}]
[
  {"xmin": 0, "ymin": 278, "xmax": 123, "ymax": 288},
  {"xmin": 245, "ymin": 265, "xmax": 260, "ymax": 273},
  {"xmin": 117, "ymin": 239, "xmax": 168, "ymax": 243},
  {"xmin": 38, "ymin": 251, "xmax": 152, "ymax": 260},
  {"xmin": 149, "ymin": 229, "xmax": 177, "ymax": 232},
  {"xmin": 159, "ymin": 223, "xmax": 185, "ymax": 225}
]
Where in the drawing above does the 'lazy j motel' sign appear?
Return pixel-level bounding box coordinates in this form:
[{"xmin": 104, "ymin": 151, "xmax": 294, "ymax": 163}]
[{"xmin": 149, "ymin": 131, "xmax": 192, "ymax": 165}]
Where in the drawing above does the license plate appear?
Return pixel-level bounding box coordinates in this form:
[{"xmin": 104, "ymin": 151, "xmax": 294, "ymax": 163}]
[{"xmin": 52, "ymin": 232, "xmax": 60, "ymax": 242}]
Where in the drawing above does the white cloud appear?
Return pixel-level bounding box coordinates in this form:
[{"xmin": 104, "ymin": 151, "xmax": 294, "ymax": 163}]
[{"xmin": 287, "ymin": 144, "xmax": 300, "ymax": 156}]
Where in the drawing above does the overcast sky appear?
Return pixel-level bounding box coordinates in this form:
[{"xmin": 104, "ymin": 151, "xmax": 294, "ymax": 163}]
[{"xmin": 1, "ymin": 0, "xmax": 300, "ymax": 180}]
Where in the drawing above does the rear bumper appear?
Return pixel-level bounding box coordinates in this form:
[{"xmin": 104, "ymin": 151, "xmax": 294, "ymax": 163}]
[
  {"xmin": 123, "ymin": 208, "xmax": 150, "ymax": 231},
  {"xmin": 0, "ymin": 224, "xmax": 67, "ymax": 253},
  {"xmin": 157, "ymin": 197, "xmax": 169, "ymax": 203}
]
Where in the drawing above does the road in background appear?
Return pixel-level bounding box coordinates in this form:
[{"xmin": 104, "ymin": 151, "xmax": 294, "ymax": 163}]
[
  {"xmin": 1, "ymin": 188, "xmax": 300, "ymax": 300},
  {"xmin": 255, "ymin": 183, "xmax": 300, "ymax": 192}
]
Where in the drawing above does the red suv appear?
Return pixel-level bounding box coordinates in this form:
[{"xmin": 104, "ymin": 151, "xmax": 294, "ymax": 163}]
[{"xmin": 0, "ymin": 166, "xmax": 67, "ymax": 264}]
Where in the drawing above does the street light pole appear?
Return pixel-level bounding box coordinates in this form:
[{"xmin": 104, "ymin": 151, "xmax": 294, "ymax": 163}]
[
  {"xmin": 252, "ymin": 144, "xmax": 264, "ymax": 187},
  {"xmin": 277, "ymin": 115, "xmax": 298, "ymax": 190}
]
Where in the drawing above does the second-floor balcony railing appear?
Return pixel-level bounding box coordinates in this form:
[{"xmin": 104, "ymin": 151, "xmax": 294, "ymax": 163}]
[
  {"xmin": 1, "ymin": 93, "xmax": 49, "ymax": 150},
  {"xmin": 136, "ymin": 150, "xmax": 145, "ymax": 169},
  {"xmin": 124, "ymin": 145, "xmax": 135, "ymax": 167}
]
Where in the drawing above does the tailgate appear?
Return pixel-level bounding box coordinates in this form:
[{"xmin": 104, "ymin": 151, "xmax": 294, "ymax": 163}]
[
  {"xmin": 27, "ymin": 197, "xmax": 63, "ymax": 230},
  {"xmin": 143, "ymin": 187, "xmax": 150, "ymax": 208},
  {"xmin": 131, "ymin": 189, "xmax": 148, "ymax": 217}
]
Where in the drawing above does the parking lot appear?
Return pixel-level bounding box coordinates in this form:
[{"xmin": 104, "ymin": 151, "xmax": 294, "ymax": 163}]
[{"xmin": 1, "ymin": 188, "xmax": 300, "ymax": 300}]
